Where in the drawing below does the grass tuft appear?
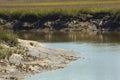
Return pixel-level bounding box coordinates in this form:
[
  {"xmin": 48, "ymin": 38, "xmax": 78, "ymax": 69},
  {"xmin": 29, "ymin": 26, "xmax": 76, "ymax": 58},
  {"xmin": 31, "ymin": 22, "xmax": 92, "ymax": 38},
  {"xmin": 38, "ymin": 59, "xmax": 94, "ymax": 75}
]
[{"xmin": 0, "ymin": 29, "xmax": 18, "ymax": 46}]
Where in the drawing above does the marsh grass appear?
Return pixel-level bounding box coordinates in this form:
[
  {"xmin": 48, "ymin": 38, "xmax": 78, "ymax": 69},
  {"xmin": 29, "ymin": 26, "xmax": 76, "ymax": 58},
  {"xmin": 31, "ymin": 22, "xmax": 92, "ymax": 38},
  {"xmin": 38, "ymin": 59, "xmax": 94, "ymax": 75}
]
[
  {"xmin": 0, "ymin": 29, "xmax": 27, "ymax": 59},
  {"xmin": 0, "ymin": 48, "xmax": 13, "ymax": 59},
  {"xmin": 0, "ymin": 8, "xmax": 120, "ymax": 22},
  {"xmin": 0, "ymin": 45, "xmax": 27, "ymax": 59},
  {"xmin": 0, "ymin": 29, "xmax": 18, "ymax": 46},
  {"xmin": 0, "ymin": 1, "xmax": 120, "ymax": 6}
]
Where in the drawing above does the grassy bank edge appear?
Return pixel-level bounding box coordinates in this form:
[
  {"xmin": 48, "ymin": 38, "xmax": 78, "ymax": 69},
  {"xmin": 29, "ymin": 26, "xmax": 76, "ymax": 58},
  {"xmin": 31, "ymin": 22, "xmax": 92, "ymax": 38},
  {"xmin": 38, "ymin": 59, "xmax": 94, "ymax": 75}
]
[
  {"xmin": 0, "ymin": 8, "xmax": 120, "ymax": 22},
  {"xmin": 0, "ymin": 29, "xmax": 19, "ymax": 59}
]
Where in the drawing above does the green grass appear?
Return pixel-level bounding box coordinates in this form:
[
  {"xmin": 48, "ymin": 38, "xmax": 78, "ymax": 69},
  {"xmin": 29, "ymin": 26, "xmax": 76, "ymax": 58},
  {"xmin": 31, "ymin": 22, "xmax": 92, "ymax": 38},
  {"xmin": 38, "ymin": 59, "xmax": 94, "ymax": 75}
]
[
  {"xmin": 0, "ymin": 32, "xmax": 15, "ymax": 59},
  {"xmin": 0, "ymin": 29, "xmax": 18, "ymax": 46},
  {"xmin": 0, "ymin": 8, "xmax": 113, "ymax": 18},
  {"xmin": 0, "ymin": 0, "xmax": 120, "ymax": 21},
  {"xmin": 0, "ymin": 0, "xmax": 120, "ymax": 59},
  {"xmin": 0, "ymin": 44, "xmax": 27, "ymax": 59},
  {"xmin": 0, "ymin": 48, "xmax": 13, "ymax": 59},
  {"xmin": 0, "ymin": 29, "xmax": 27, "ymax": 59},
  {"xmin": 0, "ymin": 0, "xmax": 119, "ymax": 23},
  {"xmin": 0, "ymin": 8, "xmax": 120, "ymax": 21}
]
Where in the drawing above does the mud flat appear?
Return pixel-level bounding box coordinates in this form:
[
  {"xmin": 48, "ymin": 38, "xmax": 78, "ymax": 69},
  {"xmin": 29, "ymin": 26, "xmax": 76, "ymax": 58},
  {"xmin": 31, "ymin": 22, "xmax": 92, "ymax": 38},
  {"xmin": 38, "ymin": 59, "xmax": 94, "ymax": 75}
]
[{"xmin": 0, "ymin": 39, "xmax": 79, "ymax": 80}]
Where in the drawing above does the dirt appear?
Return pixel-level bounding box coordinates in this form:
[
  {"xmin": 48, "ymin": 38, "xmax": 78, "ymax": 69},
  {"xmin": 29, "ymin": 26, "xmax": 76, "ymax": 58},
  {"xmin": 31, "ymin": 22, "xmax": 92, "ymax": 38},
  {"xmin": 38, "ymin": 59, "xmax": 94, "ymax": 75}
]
[{"xmin": 0, "ymin": 39, "xmax": 79, "ymax": 80}]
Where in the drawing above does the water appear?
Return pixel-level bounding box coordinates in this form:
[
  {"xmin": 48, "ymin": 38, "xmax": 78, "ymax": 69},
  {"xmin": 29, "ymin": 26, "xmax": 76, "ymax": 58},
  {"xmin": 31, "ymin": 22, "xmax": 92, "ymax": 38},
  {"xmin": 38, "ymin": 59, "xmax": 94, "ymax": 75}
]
[
  {"xmin": 20, "ymin": 31, "xmax": 120, "ymax": 80},
  {"xmin": 17, "ymin": 31, "xmax": 120, "ymax": 43}
]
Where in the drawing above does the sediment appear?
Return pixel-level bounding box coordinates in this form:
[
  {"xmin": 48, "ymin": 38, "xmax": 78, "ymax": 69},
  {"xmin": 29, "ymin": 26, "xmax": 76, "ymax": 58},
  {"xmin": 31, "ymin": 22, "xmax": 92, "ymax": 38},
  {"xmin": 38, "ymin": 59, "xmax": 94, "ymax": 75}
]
[
  {"xmin": 0, "ymin": 12, "xmax": 120, "ymax": 32},
  {"xmin": 0, "ymin": 39, "xmax": 79, "ymax": 80}
]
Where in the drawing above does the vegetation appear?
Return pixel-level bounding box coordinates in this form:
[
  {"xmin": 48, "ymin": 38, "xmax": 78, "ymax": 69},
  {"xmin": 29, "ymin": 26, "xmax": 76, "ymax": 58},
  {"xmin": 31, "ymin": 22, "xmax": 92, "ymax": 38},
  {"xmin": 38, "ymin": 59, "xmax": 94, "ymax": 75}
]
[
  {"xmin": 0, "ymin": 0, "xmax": 120, "ymax": 59},
  {"xmin": 0, "ymin": 48, "xmax": 12, "ymax": 59},
  {"xmin": 0, "ymin": 0, "xmax": 120, "ymax": 11},
  {"xmin": 0, "ymin": 29, "xmax": 19, "ymax": 59},
  {"xmin": 0, "ymin": 29, "xmax": 28, "ymax": 59},
  {"xmin": 0, "ymin": 29, "xmax": 18, "ymax": 46},
  {"xmin": 0, "ymin": 0, "xmax": 120, "ymax": 22},
  {"xmin": 0, "ymin": 8, "xmax": 120, "ymax": 22},
  {"xmin": 1, "ymin": 1, "xmax": 120, "ymax": 7},
  {"xmin": 0, "ymin": 44, "xmax": 27, "ymax": 59}
]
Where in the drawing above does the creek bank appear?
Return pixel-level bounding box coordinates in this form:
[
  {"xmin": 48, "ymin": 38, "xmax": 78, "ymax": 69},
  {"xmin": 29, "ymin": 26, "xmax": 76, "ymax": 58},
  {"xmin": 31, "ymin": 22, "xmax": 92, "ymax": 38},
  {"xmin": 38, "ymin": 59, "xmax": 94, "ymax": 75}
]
[
  {"xmin": 0, "ymin": 13, "xmax": 120, "ymax": 32},
  {"xmin": 0, "ymin": 39, "xmax": 79, "ymax": 80}
]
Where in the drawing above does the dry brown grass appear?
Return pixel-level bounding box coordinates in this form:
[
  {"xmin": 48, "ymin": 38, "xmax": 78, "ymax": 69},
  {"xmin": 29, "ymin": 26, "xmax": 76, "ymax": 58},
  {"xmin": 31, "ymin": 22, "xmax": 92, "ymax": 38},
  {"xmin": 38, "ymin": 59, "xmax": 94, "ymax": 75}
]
[{"xmin": 0, "ymin": 1, "xmax": 120, "ymax": 9}]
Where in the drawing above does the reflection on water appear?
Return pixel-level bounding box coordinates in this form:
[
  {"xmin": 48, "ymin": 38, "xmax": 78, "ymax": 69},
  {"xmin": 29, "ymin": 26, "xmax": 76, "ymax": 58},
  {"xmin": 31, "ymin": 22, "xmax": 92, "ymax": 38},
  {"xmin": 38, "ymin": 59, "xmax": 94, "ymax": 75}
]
[
  {"xmin": 19, "ymin": 31, "xmax": 120, "ymax": 80},
  {"xmin": 17, "ymin": 31, "xmax": 120, "ymax": 43}
]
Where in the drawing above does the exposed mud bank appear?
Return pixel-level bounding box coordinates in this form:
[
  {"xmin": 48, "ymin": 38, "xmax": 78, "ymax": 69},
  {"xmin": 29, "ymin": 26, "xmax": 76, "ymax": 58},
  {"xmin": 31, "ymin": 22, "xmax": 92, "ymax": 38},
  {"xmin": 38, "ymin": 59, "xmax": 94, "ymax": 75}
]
[{"xmin": 0, "ymin": 12, "xmax": 120, "ymax": 32}]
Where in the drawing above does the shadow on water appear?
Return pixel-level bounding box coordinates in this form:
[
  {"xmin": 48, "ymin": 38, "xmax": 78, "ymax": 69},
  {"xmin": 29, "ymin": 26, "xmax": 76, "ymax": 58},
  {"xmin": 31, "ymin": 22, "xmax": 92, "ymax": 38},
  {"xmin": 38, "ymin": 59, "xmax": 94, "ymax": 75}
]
[{"xmin": 16, "ymin": 31, "xmax": 120, "ymax": 43}]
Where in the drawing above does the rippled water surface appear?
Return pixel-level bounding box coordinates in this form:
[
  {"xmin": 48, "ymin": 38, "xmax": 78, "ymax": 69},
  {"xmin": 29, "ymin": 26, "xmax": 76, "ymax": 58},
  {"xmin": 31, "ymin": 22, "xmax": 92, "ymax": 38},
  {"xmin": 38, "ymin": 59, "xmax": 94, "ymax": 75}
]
[{"xmin": 19, "ymin": 31, "xmax": 120, "ymax": 80}]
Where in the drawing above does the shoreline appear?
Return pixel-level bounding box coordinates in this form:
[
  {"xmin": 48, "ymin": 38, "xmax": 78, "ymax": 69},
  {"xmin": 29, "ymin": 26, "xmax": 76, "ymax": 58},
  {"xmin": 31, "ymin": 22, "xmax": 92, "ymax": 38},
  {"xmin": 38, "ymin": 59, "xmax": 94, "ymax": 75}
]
[
  {"xmin": 0, "ymin": 39, "xmax": 79, "ymax": 80},
  {"xmin": 0, "ymin": 9, "xmax": 120, "ymax": 32}
]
